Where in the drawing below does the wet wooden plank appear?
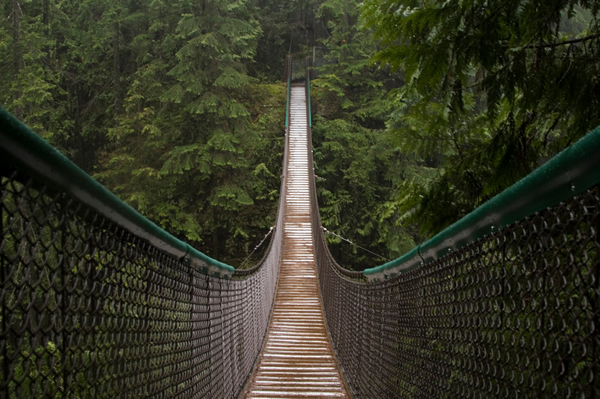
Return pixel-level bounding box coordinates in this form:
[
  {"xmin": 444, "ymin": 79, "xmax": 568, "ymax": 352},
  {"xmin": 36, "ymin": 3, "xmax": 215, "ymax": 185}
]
[{"xmin": 241, "ymin": 87, "xmax": 350, "ymax": 399}]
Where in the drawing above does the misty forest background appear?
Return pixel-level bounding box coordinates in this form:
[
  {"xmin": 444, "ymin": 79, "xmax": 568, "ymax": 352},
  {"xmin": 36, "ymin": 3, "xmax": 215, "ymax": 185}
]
[{"xmin": 2, "ymin": 0, "xmax": 599, "ymax": 270}]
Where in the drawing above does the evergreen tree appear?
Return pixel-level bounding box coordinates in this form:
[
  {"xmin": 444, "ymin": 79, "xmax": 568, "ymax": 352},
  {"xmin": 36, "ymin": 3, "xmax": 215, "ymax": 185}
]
[
  {"xmin": 249, "ymin": 0, "xmax": 318, "ymax": 81},
  {"xmin": 362, "ymin": 0, "xmax": 600, "ymax": 235},
  {"xmin": 1, "ymin": 0, "xmax": 286, "ymax": 265},
  {"xmin": 96, "ymin": 0, "xmax": 283, "ymax": 262},
  {"xmin": 1, "ymin": 0, "xmax": 58, "ymax": 135},
  {"xmin": 312, "ymin": 0, "xmax": 427, "ymax": 269}
]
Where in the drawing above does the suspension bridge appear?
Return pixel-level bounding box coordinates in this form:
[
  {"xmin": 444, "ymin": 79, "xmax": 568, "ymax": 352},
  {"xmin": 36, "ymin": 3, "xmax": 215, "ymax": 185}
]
[{"xmin": 1, "ymin": 57, "xmax": 600, "ymax": 398}]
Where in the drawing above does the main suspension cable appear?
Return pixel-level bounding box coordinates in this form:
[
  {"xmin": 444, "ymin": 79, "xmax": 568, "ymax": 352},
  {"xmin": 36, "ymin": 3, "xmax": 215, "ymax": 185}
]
[
  {"xmin": 321, "ymin": 226, "xmax": 389, "ymax": 262},
  {"xmin": 239, "ymin": 226, "xmax": 275, "ymax": 268}
]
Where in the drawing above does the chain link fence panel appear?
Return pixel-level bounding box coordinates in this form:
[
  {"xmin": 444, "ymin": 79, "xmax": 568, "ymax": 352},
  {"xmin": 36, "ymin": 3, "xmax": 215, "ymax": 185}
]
[
  {"xmin": 315, "ymin": 186, "xmax": 600, "ymax": 398},
  {"xmin": 0, "ymin": 132, "xmax": 286, "ymax": 398}
]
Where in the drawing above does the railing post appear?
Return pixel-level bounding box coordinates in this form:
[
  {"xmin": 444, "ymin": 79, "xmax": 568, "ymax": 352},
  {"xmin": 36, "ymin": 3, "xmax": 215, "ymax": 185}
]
[
  {"xmin": 1, "ymin": 171, "xmax": 7, "ymax": 398},
  {"xmin": 59, "ymin": 198, "xmax": 69, "ymax": 396},
  {"xmin": 285, "ymin": 56, "xmax": 292, "ymax": 129},
  {"xmin": 189, "ymin": 263, "xmax": 195, "ymax": 393},
  {"xmin": 305, "ymin": 56, "xmax": 312, "ymax": 128}
]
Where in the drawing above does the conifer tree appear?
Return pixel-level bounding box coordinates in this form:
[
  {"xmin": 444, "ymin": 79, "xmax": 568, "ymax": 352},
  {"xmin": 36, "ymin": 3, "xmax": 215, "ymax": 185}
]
[
  {"xmin": 312, "ymin": 0, "xmax": 426, "ymax": 268},
  {"xmin": 362, "ymin": 0, "xmax": 600, "ymax": 235},
  {"xmin": 1, "ymin": 0, "xmax": 57, "ymax": 132},
  {"xmin": 96, "ymin": 0, "xmax": 283, "ymax": 261}
]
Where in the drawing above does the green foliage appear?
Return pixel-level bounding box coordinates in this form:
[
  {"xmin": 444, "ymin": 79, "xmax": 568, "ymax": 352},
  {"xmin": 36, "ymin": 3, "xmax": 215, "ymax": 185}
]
[
  {"xmin": 362, "ymin": 0, "xmax": 600, "ymax": 236},
  {"xmin": 311, "ymin": 0, "xmax": 428, "ymax": 269},
  {"xmin": 313, "ymin": 116, "xmax": 424, "ymax": 269},
  {"xmin": 249, "ymin": 0, "xmax": 320, "ymax": 80}
]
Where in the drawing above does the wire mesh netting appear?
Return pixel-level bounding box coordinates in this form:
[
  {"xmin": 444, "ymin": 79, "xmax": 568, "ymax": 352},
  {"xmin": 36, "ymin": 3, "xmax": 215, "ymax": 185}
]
[
  {"xmin": 291, "ymin": 59, "xmax": 307, "ymax": 82},
  {"xmin": 0, "ymin": 164, "xmax": 282, "ymax": 397},
  {"xmin": 314, "ymin": 185, "xmax": 600, "ymax": 398},
  {"xmin": 311, "ymin": 46, "xmax": 331, "ymax": 77}
]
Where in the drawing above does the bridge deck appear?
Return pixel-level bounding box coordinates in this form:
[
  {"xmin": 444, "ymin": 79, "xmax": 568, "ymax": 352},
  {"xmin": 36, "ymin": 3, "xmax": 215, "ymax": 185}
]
[{"xmin": 241, "ymin": 86, "xmax": 349, "ymax": 398}]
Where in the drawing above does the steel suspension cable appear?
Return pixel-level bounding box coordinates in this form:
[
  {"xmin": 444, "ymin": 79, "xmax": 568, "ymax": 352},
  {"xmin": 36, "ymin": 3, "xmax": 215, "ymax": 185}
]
[{"xmin": 321, "ymin": 226, "xmax": 390, "ymax": 262}]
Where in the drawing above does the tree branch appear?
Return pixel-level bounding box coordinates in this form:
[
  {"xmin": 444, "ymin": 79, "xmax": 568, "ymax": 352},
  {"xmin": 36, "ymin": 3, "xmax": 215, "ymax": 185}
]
[{"xmin": 525, "ymin": 33, "xmax": 600, "ymax": 49}]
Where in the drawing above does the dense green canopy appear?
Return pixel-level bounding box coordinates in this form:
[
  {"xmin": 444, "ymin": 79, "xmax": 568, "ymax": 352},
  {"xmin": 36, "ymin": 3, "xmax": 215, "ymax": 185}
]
[
  {"xmin": 363, "ymin": 0, "xmax": 600, "ymax": 234},
  {"xmin": 2, "ymin": 0, "xmax": 599, "ymax": 269}
]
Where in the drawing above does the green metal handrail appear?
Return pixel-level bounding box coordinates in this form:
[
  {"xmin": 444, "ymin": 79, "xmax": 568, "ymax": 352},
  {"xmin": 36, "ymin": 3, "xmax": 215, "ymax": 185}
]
[
  {"xmin": 284, "ymin": 55, "xmax": 292, "ymax": 128},
  {"xmin": 364, "ymin": 126, "xmax": 600, "ymax": 281},
  {"xmin": 306, "ymin": 56, "xmax": 312, "ymax": 127},
  {"xmin": 0, "ymin": 107, "xmax": 235, "ymax": 278}
]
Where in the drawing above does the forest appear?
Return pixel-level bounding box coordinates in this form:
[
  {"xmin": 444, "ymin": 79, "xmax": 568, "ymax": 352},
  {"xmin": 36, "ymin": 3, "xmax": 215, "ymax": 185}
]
[{"xmin": 2, "ymin": 0, "xmax": 599, "ymax": 271}]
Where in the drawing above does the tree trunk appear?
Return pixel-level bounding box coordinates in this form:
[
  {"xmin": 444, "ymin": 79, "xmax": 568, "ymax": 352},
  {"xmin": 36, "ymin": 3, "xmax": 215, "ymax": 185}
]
[
  {"xmin": 43, "ymin": 0, "xmax": 50, "ymax": 57},
  {"xmin": 113, "ymin": 21, "xmax": 122, "ymax": 117},
  {"xmin": 12, "ymin": 0, "xmax": 23, "ymax": 120}
]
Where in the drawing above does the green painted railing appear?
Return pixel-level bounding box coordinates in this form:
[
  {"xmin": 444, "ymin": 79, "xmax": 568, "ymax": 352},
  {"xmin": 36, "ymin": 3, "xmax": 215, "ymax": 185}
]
[
  {"xmin": 364, "ymin": 126, "xmax": 600, "ymax": 281},
  {"xmin": 284, "ymin": 55, "xmax": 292, "ymax": 128},
  {"xmin": 0, "ymin": 107, "xmax": 234, "ymax": 278},
  {"xmin": 306, "ymin": 56, "xmax": 312, "ymax": 127}
]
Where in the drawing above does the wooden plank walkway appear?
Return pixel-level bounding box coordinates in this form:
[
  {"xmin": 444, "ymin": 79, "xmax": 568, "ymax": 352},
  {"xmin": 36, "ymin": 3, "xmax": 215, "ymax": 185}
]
[{"xmin": 241, "ymin": 86, "xmax": 350, "ymax": 398}]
